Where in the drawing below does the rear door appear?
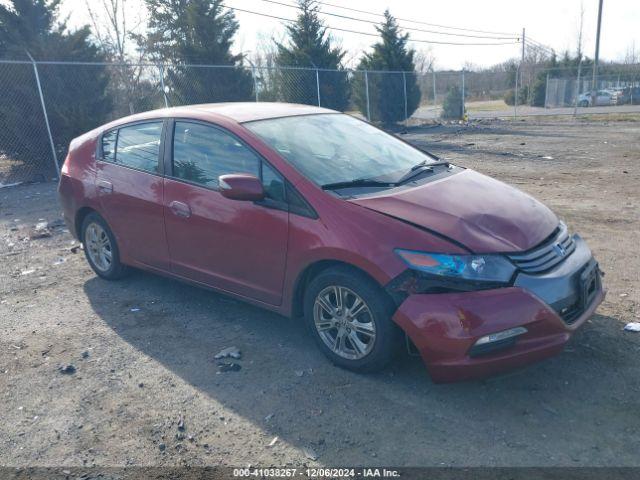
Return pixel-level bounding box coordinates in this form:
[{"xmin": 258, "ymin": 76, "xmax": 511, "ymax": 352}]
[
  {"xmin": 96, "ymin": 120, "xmax": 170, "ymax": 270},
  {"xmin": 163, "ymin": 120, "xmax": 289, "ymax": 305}
]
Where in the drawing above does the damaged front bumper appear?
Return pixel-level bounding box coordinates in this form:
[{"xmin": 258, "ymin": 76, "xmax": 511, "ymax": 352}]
[{"xmin": 391, "ymin": 235, "xmax": 605, "ymax": 383}]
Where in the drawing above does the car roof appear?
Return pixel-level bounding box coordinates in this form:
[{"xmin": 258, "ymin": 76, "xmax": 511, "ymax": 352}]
[
  {"xmin": 76, "ymin": 103, "xmax": 339, "ymax": 148},
  {"xmin": 103, "ymin": 102, "xmax": 337, "ymax": 129},
  {"xmin": 188, "ymin": 102, "xmax": 336, "ymax": 122}
]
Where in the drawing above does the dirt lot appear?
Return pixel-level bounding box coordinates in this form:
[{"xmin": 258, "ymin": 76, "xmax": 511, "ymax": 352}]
[
  {"xmin": 1, "ymin": 118, "xmax": 639, "ymax": 468},
  {"xmin": 415, "ymin": 101, "xmax": 640, "ymax": 120}
]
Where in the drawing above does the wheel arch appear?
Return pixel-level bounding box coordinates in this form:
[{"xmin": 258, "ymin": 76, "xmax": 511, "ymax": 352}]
[
  {"xmin": 290, "ymin": 259, "xmax": 394, "ymax": 318},
  {"xmin": 75, "ymin": 206, "xmax": 98, "ymax": 240}
]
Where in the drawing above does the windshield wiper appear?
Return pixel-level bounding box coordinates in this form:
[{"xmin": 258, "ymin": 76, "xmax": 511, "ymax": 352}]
[
  {"xmin": 396, "ymin": 160, "xmax": 451, "ymax": 185},
  {"xmin": 322, "ymin": 160, "xmax": 452, "ymax": 191},
  {"xmin": 321, "ymin": 178, "xmax": 395, "ymax": 190}
]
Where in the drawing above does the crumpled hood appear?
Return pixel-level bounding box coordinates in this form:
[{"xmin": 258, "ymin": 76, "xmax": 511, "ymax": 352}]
[{"xmin": 350, "ymin": 169, "xmax": 558, "ymax": 253}]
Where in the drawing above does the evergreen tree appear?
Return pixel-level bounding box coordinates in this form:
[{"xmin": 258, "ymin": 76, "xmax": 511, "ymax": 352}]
[
  {"xmin": 441, "ymin": 85, "xmax": 465, "ymax": 119},
  {"xmin": 274, "ymin": 0, "xmax": 349, "ymax": 110},
  {"xmin": 353, "ymin": 10, "xmax": 421, "ymax": 124},
  {"xmin": 0, "ymin": 0, "xmax": 112, "ymax": 180},
  {"xmin": 142, "ymin": 0, "xmax": 253, "ymax": 105}
]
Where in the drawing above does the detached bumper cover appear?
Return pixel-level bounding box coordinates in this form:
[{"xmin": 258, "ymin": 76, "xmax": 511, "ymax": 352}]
[{"xmin": 392, "ymin": 237, "xmax": 605, "ymax": 383}]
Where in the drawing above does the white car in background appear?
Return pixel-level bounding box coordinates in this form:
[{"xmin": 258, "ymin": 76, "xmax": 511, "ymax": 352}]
[{"xmin": 578, "ymin": 90, "xmax": 614, "ymax": 107}]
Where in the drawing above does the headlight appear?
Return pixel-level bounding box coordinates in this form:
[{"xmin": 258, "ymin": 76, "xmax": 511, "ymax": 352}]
[{"xmin": 394, "ymin": 249, "xmax": 516, "ymax": 283}]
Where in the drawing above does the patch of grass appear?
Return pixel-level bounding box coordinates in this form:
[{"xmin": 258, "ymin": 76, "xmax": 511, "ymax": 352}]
[
  {"xmin": 465, "ymin": 100, "xmax": 508, "ymax": 112},
  {"xmin": 497, "ymin": 112, "xmax": 640, "ymax": 123}
]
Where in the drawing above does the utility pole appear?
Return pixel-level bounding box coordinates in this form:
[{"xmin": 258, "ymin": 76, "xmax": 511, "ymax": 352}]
[
  {"xmin": 521, "ymin": 28, "xmax": 525, "ymax": 85},
  {"xmin": 516, "ymin": 27, "xmax": 527, "ymax": 108},
  {"xmin": 591, "ymin": 0, "xmax": 604, "ymax": 97}
]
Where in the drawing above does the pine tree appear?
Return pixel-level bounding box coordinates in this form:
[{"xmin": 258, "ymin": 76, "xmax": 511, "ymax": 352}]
[
  {"xmin": 354, "ymin": 10, "xmax": 421, "ymax": 124},
  {"xmin": 0, "ymin": 0, "xmax": 112, "ymax": 180},
  {"xmin": 0, "ymin": 0, "xmax": 60, "ymax": 58},
  {"xmin": 142, "ymin": 0, "xmax": 253, "ymax": 105},
  {"xmin": 274, "ymin": 0, "xmax": 349, "ymax": 110}
]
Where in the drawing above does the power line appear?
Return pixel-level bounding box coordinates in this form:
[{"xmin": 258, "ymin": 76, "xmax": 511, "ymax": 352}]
[
  {"xmin": 526, "ymin": 40, "xmax": 555, "ymax": 56},
  {"xmin": 225, "ymin": 4, "xmax": 521, "ymax": 46},
  {"xmin": 315, "ymin": 0, "xmax": 519, "ymax": 37},
  {"xmin": 527, "ymin": 39, "xmax": 552, "ymax": 51},
  {"xmin": 526, "ymin": 36, "xmax": 555, "ymax": 52},
  {"xmin": 252, "ymin": 0, "xmax": 519, "ymax": 40}
]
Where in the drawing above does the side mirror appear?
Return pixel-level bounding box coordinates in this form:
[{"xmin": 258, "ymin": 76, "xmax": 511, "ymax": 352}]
[{"xmin": 219, "ymin": 173, "xmax": 265, "ymax": 201}]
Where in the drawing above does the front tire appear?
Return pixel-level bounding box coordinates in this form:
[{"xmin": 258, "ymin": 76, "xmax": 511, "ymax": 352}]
[
  {"xmin": 81, "ymin": 212, "xmax": 129, "ymax": 280},
  {"xmin": 303, "ymin": 266, "xmax": 400, "ymax": 372}
]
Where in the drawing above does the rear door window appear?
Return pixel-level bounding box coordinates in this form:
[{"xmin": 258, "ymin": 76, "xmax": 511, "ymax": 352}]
[
  {"xmin": 114, "ymin": 122, "xmax": 163, "ymax": 173},
  {"xmin": 172, "ymin": 121, "xmax": 260, "ymax": 188}
]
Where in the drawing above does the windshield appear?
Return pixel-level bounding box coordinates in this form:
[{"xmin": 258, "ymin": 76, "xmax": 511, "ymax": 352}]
[{"xmin": 244, "ymin": 113, "xmax": 437, "ymax": 186}]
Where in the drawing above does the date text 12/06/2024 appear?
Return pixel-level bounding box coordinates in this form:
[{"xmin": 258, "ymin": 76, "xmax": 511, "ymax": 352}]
[{"xmin": 232, "ymin": 468, "xmax": 401, "ymax": 478}]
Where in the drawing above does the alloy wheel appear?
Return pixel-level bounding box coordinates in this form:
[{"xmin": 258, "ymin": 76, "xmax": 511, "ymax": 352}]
[
  {"xmin": 85, "ymin": 222, "xmax": 113, "ymax": 273},
  {"xmin": 313, "ymin": 285, "xmax": 376, "ymax": 360}
]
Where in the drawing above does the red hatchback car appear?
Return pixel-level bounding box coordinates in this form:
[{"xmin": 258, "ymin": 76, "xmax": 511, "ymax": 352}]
[{"xmin": 58, "ymin": 103, "xmax": 605, "ymax": 382}]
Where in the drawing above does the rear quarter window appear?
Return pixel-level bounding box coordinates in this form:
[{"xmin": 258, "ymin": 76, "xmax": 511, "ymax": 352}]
[
  {"xmin": 101, "ymin": 129, "xmax": 117, "ymax": 163},
  {"xmin": 100, "ymin": 122, "xmax": 163, "ymax": 174}
]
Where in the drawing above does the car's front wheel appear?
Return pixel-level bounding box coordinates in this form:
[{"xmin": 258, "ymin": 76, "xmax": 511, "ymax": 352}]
[
  {"xmin": 303, "ymin": 266, "xmax": 400, "ymax": 372},
  {"xmin": 81, "ymin": 212, "xmax": 129, "ymax": 280}
]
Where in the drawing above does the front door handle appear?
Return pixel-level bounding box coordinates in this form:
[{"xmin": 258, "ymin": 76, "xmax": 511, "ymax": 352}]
[
  {"xmin": 97, "ymin": 180, "xmax": 113, "ymax": 193},
  {"xmin": 169, "ymin": 200, "xmax": 191, "ymax": 218}
]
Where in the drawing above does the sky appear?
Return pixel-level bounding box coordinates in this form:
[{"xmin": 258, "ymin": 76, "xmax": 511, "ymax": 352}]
[{"xmin": 58, "ymin": 0, "xmax": 640, "ymax": 70}]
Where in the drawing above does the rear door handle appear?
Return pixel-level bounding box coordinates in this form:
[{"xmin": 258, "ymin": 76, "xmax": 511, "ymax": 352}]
[
  {"xmin": 97, "ymin": 180, "xmax": 113, "ymax": 193},
  {"xmin": 169, "ymin": 200, "xmax": 191, "ymax": 218}
]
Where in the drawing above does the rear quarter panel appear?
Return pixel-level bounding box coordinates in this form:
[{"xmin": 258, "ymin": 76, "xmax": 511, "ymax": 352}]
[{"xmin": 58, "ymin": 131, "xmax": 102, "ymax": 239}]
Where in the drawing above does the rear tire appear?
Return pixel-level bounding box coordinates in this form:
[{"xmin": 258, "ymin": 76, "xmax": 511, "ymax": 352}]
[
  {"xmin": 81, "ymin": 212, "xmax": 129, "ymax": 280},
  {"xmin": 303, "ymin": 266, "xmax": 400, "ymax": 372}
]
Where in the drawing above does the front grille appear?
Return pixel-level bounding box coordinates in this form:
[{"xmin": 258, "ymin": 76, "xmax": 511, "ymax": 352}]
[{"xmin": 507, "ymin": 223, "xmax": 575, "ymax": 274}]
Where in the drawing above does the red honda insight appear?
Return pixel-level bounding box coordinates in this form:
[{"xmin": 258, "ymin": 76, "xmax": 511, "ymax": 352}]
[{"xmin": 58, "ymin": 103, "xmax": 605, "ymax": 382}]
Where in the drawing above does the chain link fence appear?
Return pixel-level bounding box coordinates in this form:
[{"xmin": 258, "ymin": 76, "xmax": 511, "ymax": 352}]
[
  {"xmin": 545, "ymin": 68, "xmax": 640, "ymax": 109},
  {"xmin": 1, "ymin": 59, "xmax": 640, "ymax": 186}
]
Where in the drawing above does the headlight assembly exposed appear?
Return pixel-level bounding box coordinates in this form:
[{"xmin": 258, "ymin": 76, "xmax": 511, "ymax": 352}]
[
  {"xmin": 385, "ymin": 250, "xmax": 517, "ymax": 302},
  {"xmin": 394, "ymin": 249, "xmax": 516, "ymax": 283}
]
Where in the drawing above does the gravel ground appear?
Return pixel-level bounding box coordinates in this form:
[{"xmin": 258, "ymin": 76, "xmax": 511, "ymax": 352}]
[{"xmin": 1, "ymin": 117, "xmax": 639, "ymax": 468}]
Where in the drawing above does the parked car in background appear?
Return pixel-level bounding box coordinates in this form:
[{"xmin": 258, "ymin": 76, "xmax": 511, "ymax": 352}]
[
  {"xmin": 58, "ymin": 103, "xmax": 605, "ymax": 383},
  {"xmin": 578, "ymin": 90, "xmax": 614, "ymax": 107},
  {"xmin": 613, "ymin": 86, "xmax": 640, "ymax": 105},
  {"xmin": 610, "ymin": 88, "xmax": 628, "ymax": 105}
]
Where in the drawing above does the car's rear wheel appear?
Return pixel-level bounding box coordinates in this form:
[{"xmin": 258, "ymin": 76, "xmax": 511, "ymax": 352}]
[
  {"xmin": 579, "ymin": 100, "xmax": 589, "ymax": 107},
  {"xmin": 81, "ymin": 212, "xmax": 129, "ymax": 280},
  {"xmin": 303, "ymin": 266, "xmax": 400, "ymax": 372}
]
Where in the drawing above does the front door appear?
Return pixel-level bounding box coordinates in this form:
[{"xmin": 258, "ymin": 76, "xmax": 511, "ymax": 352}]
[
  {"xmin": 596, "ymin": 91, "xmax": 611, "ymax": 106},
  {"xmin": 163, "ymin": 120, "xmax": 289, "ymax": 306},
  {"xmin": 95, "ymin": 121, "xmax": 169, "ymax": 270}
]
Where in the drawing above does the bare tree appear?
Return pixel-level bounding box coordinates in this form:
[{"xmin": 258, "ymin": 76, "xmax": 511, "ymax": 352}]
[
  {"xmin": 84, "ymin": 0, "xmax": 146, "ymax": 61},
  {"xmin": 247, "ymin": 32, "xmax": 282, "ymax": 69},
  {"xmin": 243, "ymin": 32, "xmax": 283, "ymax": 102},
  {"xmin": 414, "ymin": 48, "xmax": 435, "ymax": 73},
  {"xmin": 623, "ymin": 41, "xmax": 638, "ymax": 64},
  {"xmin": 84, "ymin": 0, "xmax": 151, "ymax": 115}
]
